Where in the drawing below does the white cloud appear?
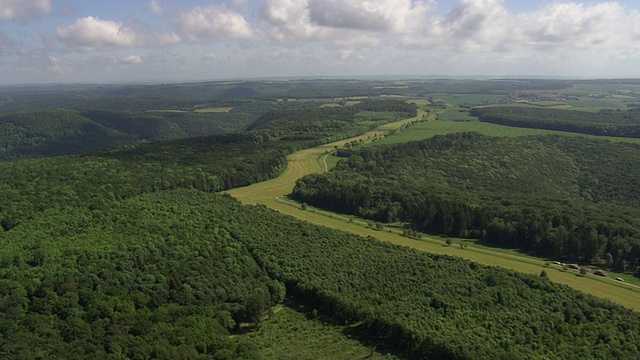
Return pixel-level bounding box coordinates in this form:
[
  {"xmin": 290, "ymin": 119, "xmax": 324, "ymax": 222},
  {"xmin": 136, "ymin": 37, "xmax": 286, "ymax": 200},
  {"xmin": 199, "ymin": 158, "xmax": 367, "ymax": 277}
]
[
  {"xmin": 149, "ymin": 0, "xmax": 164, "ymax": 15},
  {"xmin": 440, "ymin": 0, "xmax": 513, "ymax": 50},
  {"xmin": 307, "ymin": 0, "xmax": 431, "ymax": 33},
  {"xmin": 56, "ymin": 16, "xmax": 181, "ymax": 51},
  {"xmin": 48, "ymin": 56, "xmax": 66, "ymax": 74},
  {"xmin": 6, "ymin": 0, "xmax": 640, "ymax": 83},
  {"xmin": 0, "ymin": 0, "xmax": 51, "ymax": 21},
  {"xmin": 261, "ymin": 0, "xmax": 318, "ymax": 40},
  {"xmin": 56, "ymin": 17, "xmax": 137, "ymax": 51},
  {"xmin": 396, "ymin": 0, "xmax": 640, "ymax": 57},
  {"xmin": 121, "ymin": 54, "xmax": 143, "ymax": 64},
  {"xmin": 261, "ymin": 0, "xmax": 431, "ymax": 41},
  {"xmin": 175, "ymin": 5, "xmax": 255, "ymax": 42},
  {"xmin": 519, "ymin": 2, "xmax": 640, "ymax": 52}
]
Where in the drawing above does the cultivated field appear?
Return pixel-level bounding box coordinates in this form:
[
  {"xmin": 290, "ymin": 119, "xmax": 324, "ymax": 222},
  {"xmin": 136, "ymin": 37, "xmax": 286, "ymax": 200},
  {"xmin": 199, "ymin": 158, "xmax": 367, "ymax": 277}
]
[{"xmin": 225, "ymin": 111, "xmax": 640, "ymax": 311}]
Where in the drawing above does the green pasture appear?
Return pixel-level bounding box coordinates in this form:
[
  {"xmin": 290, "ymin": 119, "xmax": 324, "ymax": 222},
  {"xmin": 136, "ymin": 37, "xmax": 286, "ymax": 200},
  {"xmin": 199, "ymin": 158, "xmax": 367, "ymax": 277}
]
[
  {"xmin": 194, "ymin": 107, "xmax": 233, "ymax": 113},
  {"xmin": 225, "ymin": 112, "xmax": 640, "ymax": 311},
  {"xmin": 436, "ymin": 110, "xmax": 478, "ymax": 122},
  {"xmin": 238, "ymin": 305, "xmax": 394, "ymax": 359},
  {"xmin": 147, "ymin": 107, "xmax": 234, "ymax": 113},
  {"xmin": 429, "ymin": 93, "xmax": 513, "ymax": 106},
  {"xmin": 372, "ymin": 118, "xmax": 640, "ymax": 146},
  {"xmin": 145, "ymin": 109, "xmax": 185, "ymax": 113},
  {"xmin": 566, "ymin": 99, "xmax": 629, "ymax": 111}
]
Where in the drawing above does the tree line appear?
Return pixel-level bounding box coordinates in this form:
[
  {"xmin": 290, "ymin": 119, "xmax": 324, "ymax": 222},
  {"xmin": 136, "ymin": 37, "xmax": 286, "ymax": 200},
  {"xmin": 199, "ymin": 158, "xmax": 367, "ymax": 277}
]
[
  {"xmin": 470, "ymin": 106, "xmax": 640, "ymax": 138},
  {"xmin": 292, "ymin": 133, "xmax": 640, "ymax": 276}
]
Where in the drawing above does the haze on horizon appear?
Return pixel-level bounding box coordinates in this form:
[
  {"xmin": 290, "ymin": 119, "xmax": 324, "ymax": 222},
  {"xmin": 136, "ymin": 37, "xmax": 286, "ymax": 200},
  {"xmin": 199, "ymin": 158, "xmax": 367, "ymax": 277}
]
[{"xmin": 1, "ymin": 0, "xmax": 640, "ymax": 85}]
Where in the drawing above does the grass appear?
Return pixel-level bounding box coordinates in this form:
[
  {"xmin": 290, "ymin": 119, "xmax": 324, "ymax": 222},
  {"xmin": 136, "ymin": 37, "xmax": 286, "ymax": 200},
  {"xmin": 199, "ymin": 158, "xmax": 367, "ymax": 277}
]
[
  {"xmin": 224, "ymin": 110, "xmax": 640, "ymax": 311},
  {"xmin": 428, "ymin": 93, "xmax": 513, "ymax": 106},
  {"xmin": 147, "ymin": 107, "xmax": 234, "ymax": 113},
  {"xmin": 236, "ymin": 304, "xmax": 396, "ymax": 360},
  {"xmin": 194, "ymin": 107, "xmax": 233, "ymax": 113},
  {"xmin": 436, "ymin": 110, "xmax": 478, "ymax": 122},
  {"xmin": 372, "ymin": 117, "xmax": 640, "ymax": 146}
]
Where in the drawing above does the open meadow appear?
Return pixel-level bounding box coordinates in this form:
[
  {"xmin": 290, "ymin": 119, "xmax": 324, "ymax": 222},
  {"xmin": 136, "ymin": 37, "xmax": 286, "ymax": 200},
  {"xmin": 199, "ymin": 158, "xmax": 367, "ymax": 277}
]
[{"xmin": 374, "ymin": 116, "xmax": 640, "ymax": 146}]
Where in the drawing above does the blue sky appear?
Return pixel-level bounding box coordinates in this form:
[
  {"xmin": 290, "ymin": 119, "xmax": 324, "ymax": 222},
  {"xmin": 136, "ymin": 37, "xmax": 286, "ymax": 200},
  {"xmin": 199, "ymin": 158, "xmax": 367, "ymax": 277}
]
[{"xmin": 1, "ymin": 0, "xmax": 640, "ymax": 84}]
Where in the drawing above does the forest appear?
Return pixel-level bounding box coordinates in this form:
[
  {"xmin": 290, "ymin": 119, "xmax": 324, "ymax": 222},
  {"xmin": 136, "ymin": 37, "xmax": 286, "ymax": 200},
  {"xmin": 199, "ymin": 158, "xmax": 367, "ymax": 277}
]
[
  {"xmin": 0, "ymin": 101, "xmax": 302, "ymax": 162},
  {"xmin": 292, "ymin": 133, "xmax": 640, "ymax": 276},
  {"xmin": 1, "ymin": 79, "xmax": 640, "ymax": 359},
  {"xmin": 2, "ymin": 187, "xmax": 640, "ymax": 359},
  {"xmin": 247, "ymin": 100, "xmax": 417, "ymax": 143},
  {"xmin": 0, "ymin": 99, "xmax": 415, "ymax": 162}
]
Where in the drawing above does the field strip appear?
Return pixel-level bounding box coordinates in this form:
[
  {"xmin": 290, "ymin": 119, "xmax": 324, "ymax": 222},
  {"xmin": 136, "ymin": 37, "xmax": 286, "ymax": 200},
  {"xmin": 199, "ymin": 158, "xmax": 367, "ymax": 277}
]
[{"xmin": 224, "ymin": 110, "xmax": 640, "ymax": 311}]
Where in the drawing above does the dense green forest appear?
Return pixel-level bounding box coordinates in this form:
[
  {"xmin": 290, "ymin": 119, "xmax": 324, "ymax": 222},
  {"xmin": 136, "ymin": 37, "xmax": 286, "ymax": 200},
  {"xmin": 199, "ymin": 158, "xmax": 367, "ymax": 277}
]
[
  {"xmin": 292, "ymin": 133, "xmax": 640, "ymax": 276},
  {"xmin": 0, "ymin": 133, "xmax": 294, "ymax": 233},
  {"xmin": 0, "ymin": 102, "xmax": 280, "ymax": 161},
  {"xmin": 2, "ymin": 188, "xmax": 639, "ymax": 359},
  {"xmin": 2, "ymin": 80, "xmax": 640, "ymax": 359},
  {"xmin": 0, "ymin": 99, "xmax": 414, "ymax": 161},
  {"xmin": 247, "ymin": 100, "xmax": 416, "ymax": 143},
  {"xmin": 0, "ymin": 100, "xmax": 415, "ymax": 231},
  {"xmin": 470, "ymin": 106, "xmax": 640, "ymax": 137}
]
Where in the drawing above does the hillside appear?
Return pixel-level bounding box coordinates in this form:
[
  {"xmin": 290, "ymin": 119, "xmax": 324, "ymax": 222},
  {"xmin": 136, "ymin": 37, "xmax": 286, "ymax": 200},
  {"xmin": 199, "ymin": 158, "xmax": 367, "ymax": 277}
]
[
  {"xmin": 0, "ymin": 105, "xmax": 271, "ymax": 161},
  {"xmin": 246, "ymin": 100, "xmax": 417, "ymax": 143},
  {"xmin": 292, "ymin": 133, "xmax": 640, "ymax": 273}
]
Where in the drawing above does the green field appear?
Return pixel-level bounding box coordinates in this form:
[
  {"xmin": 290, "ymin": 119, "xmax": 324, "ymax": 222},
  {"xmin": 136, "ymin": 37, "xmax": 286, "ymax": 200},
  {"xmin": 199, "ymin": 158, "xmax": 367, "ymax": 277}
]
[
  {"xmin": 147, "ymin": 107, "xmax": 234, "ymax": 113},
  {"xmin": 237, "ymin": 305, "xmax": 394, "ymax": 359},
  {"xmin": 226, "ymin": 112, "xmax": 640, "ymax": 311},
  {"xmin": 373, "ymin": 118, "xmax": 640, "ymax": 146},
  {"xmin": 428, "ymin": 93, "xmax": 513, "ymax": 106},
  {"xmin": 194, "ymin": 107, "xmax": 233, "ymax": 112}
]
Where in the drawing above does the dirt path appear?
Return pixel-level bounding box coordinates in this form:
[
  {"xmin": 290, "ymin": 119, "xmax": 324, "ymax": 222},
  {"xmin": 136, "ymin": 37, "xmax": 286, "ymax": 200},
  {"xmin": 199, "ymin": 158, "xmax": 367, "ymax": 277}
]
[{"xmin": 321, "ymin": 154, "xmax": 329, "ymax": 173}]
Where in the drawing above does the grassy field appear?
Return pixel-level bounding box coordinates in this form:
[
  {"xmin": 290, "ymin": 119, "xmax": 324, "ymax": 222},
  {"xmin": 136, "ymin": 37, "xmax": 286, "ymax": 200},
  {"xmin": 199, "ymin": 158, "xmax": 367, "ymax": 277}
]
[
  {"xmin": 147, "ymin": 107, "xmax": 234, "ymax": 113},
  {"xmin": 225, "ymin": 111, "xmax": 640, "ymax": 311},
  {"xmin": 428, "ymin": 93, "xmax": 513, "ymax": 106},
  {"xmin": 237, "ymin": 304, "xmax": 395, "ymax": 359},
  {"xmin": 372, "ymin": 117, "xmax": 640, "ymax": 146},
  {"xmin": 194, "ymin": 107, "xmax": 233, "ymax": 112}
]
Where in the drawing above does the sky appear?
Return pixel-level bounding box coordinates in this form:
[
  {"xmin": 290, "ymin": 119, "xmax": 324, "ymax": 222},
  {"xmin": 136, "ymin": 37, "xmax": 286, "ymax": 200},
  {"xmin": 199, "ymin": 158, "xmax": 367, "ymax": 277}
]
[{"xmin": 1, "ymin": 0, "xmax": 640, "ymax": 84}]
